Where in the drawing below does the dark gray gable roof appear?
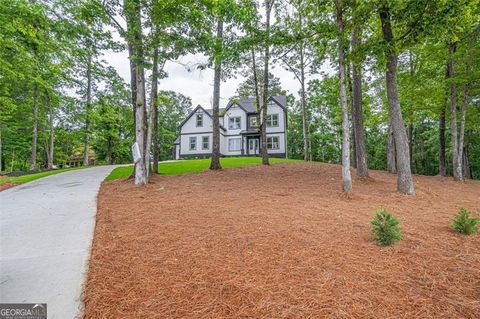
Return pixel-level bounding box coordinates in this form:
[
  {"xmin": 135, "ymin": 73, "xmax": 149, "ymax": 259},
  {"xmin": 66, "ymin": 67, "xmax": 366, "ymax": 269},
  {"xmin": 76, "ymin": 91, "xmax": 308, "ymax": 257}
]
[
  {"xmin": 270, "ymin": 95, "xmax": 287, "ymax": 111},
  {"xmin": 224, "ymin": 95, "xmax": 287, "ymax": 114},
  {"xmin": 225, "ymin": 97, "xmax": 257, "ymax": 113}
]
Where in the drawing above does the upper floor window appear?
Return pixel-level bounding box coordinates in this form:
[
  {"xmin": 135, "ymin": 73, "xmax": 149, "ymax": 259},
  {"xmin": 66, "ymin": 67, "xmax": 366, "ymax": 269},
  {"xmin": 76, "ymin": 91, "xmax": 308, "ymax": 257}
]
[
  {"xmin": 202, "ymin": 136, "xmax": 210, "ymax": 150},
  {"xmin": 189, "ymin": 137, "xmax": 197, "ymax": 151},
  {"xmin": 196, "ymin": 113, "xmax": 203, "ymax": 127},
  {"xmin": 249, "ymin": 116, "xmax": 259, "ymax": 128},
  {"xmin": 229, "ymin": 116, "xmax": 241, "ymax": 129},
  {"xmin": 267, "ymin": 114, "xmax": 279, "ymax": 127},
  {"xmin": 267, "ymin": 136, "xmax": 279, "ymax": 150}
]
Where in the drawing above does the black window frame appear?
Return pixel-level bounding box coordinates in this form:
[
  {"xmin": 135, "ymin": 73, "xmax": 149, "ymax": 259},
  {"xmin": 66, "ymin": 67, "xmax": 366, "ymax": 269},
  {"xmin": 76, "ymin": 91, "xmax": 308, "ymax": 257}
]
[
  {"xmin": 196, "ymin": 113, "xmax": 203, "ymax": 127},
  {"xmin": 266, "ymin": 114, "xmax": 279, "ymax": 127},
  {"xmin": 228, "ymin": 116, "xmax": 241, "ymax": 129},
  {"xmin": 267, "ymin": 136, "xmax": 279, "ymax": 150},
  {"xmin": 189, "ymin": 136, "xmax": 197, "ymax": 150},
  {"xmin": 202, "ymin": 136, "xmax": 210, "ymax": 150}
]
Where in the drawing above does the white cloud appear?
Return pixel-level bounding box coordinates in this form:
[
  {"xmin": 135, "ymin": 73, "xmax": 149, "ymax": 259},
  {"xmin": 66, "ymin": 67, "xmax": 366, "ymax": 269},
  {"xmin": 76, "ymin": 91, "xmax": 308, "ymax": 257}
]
[{"xmin": 102, "ymin": 48, "xmax": 334, "ymax": 109}]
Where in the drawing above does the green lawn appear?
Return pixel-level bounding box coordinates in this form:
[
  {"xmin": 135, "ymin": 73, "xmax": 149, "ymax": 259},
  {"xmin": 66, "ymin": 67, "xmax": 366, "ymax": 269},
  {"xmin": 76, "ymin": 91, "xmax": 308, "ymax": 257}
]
[
  {"xmin": 105, "ymin": 157, "xmax": 301, "ymax": 181},
  {"xmin": 0, "ymin": 166, "xmax": 86, "ymax": 185}
]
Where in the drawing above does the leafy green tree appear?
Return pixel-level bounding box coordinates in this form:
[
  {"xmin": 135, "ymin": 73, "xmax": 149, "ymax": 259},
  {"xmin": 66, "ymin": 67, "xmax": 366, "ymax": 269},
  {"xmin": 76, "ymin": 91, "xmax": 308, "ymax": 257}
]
[{"xmin": 157, "ymin": 91, "xmax": 192, "ymax": 160}]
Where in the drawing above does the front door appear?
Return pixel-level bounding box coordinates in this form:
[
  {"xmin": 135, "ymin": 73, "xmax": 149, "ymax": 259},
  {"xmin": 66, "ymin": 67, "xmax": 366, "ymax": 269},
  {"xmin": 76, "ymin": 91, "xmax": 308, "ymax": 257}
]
[{"xmin": 248, "ymin": 138, "xmax": 259, "ymax": 155}]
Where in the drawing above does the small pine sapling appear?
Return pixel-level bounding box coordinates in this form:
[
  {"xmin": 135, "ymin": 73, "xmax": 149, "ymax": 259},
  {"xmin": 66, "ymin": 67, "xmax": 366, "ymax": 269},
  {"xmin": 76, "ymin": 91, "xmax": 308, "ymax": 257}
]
[
  {"xmin": 451, "ymin": 208, "xmax": 478, "ymax": 235},
  {"xmin": 370, "ymin": 208, "xmax": 401, "ymax": 246}
]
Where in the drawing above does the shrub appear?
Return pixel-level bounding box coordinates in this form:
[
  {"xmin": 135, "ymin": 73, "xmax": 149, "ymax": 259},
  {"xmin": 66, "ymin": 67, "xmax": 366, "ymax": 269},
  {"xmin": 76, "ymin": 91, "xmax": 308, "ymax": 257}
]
[
  {"xmin": 451, "ymin": 208, "xmax": 479, "ymax": 235},
  {"xmin": 370, "ymin": 208, "xmax": 401, "ymax": 246}
]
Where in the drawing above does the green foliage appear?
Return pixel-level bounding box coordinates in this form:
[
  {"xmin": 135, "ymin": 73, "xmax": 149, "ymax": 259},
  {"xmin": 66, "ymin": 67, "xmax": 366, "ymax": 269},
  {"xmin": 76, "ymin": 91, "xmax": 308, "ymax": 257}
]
[
  {"xmin": 451, "ymin": 208, "xmax": 479, "ymax": 235},
  {"xmin": 370, "ymin": 209, "xmax": 401, "ymax": 246},
  {"xmin": 157, "ymin": 91, "xmax": 192, "ymax": 160}
]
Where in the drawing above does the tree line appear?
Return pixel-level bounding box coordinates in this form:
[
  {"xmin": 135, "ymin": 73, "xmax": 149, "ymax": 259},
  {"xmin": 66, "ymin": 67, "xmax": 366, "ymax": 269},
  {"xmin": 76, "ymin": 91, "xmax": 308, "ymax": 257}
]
[{"xmin": 0, "ymin": 0, "xmax": 479, "ymax": 192}]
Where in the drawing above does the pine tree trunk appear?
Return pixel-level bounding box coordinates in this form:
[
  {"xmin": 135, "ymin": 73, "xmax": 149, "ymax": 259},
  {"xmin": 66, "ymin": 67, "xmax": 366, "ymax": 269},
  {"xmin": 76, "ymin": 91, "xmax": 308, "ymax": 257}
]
[
  {"xmin": 251, "ymin": 48, "xmax": 261, "ymax": 112},
  {"xmin": 351, "ymin": 23, "xmax": 368, "ymax": 177},
  {"xmin": 30, "ymin": 83, "xmax": 39, "ymax": 171},
  {"xmin": 299, "ymin": 14, "xmax": 308, "ymax": 162},
  {"xmin": 261, "ymin": 0, "xmax": 272, "ymax": 166},
  {"xmin": 456, "ymin": 56, "xmax": 471, "ymax": 181},
  {"xmin": 448, "ymin": 42, "xmax": 462, "ymax": 180},
  {"xmin": 210, "ymin": 18, "xmax": 223, "ymax": 170},
  {"xmin": 379, "ymin": 4, "xmax": 414, "ymax": 195},
  {"xmin": 347, "ymin": 64, "xmax": 356, "ymax": 168},
  {"xmin": 408, "ymin": 123, "xmax": 413, "ymax": 171},
  {"xmin": 387, "ymin": 122, "xmax": 396, "ymax": 173},
  {"xmin": 125, "ymin": 0, "xmax": 148, "ymax": 185},
  {"xmin": 439, "ymin": 105, "xmax": 447, "ymax": 176},
  {"xmin": 334, "ymin": 0, "xmax": 352, "ymax": 193},
  {"xmin": 462, "ymin": 146, "xmax": 472, "ymax": 179},
  {"xmin": 152, "ymin": 49, "xmax": 160, "ymax": 174},
  {"xmin": 128, "ymin": 41, "xmax": 137, "ymax": 178}
]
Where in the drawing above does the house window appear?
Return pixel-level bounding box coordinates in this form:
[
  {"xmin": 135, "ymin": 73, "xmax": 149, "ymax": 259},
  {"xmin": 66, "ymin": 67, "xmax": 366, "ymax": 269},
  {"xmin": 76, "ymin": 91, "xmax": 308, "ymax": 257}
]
[
  {"xmin": 267, "ymin": 114, "xmax": 279, "ymax": 127},
  {"xmin": 228, "ymin": 138, "xmax": 241, "ymax": 151},
  {"xmin": 249, "ymin": 116, "xmax": 258, "ymax": 128},
  {"xmin": 196, "ymin": 113, "xmax": 203, "ymax": 127},
  {"xmin": 202, "ymin": 136, "xmax": 209, "ymax": 150},
  {"xmin": 229, "ymin": 116, "xmax": 241, "ymax": 129},
  {"xmin": 267, "ymin": 136, "xmax": 279, "ymax": 150},
  {"xmin": 189, "ymin": 137, "xmax": 197, "ymax": 151}
]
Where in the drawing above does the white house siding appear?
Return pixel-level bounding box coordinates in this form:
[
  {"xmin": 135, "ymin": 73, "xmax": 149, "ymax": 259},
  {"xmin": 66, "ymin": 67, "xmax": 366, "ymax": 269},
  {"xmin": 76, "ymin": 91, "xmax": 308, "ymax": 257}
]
[
  {"xmin": 181, "ymin": 108, "xmax": 213, "ymax": 134},
  {"xmin": 179, "ymin": 133, "xmax": 213, "ymax": 157},
  {"xmin": 265, "ymin": 102, "xmax": 286, "ymax": 134},
  {"xmin": 224, "ymin": 105, "xmax": 246, "ymax": 134}
]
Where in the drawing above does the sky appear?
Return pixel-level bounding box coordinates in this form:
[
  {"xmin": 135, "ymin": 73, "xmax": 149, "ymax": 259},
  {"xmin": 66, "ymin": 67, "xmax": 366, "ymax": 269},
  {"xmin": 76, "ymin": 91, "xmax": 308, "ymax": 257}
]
[{"xmin": 103, "ymin": 48, "xmax": 334, "ymax": 109}]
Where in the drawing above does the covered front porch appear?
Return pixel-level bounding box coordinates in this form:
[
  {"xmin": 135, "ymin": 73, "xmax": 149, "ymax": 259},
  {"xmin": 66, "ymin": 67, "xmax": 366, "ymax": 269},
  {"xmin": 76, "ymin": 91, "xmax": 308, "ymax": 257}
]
[{"xmin": 240, "ymin": 130, "xmax": 261, "ymax": 156}]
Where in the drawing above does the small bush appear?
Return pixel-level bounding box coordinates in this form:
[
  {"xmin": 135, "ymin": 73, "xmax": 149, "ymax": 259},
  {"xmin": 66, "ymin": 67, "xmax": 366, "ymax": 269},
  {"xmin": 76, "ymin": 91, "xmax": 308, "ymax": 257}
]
[
  {"xmin": 371, "ymin": 208, "xmax": 401, "ymax": 246},
  {"xmin": 451, "ymin": 208, "xmax": 478, "ymax": 235}
]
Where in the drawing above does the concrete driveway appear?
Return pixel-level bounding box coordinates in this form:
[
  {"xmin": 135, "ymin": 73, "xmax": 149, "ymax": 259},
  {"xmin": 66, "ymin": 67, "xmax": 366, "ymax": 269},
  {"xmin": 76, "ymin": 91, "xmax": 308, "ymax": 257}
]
[{"xmin": 0, "ymin": 166, "xmax": 119, "ymax": 318}]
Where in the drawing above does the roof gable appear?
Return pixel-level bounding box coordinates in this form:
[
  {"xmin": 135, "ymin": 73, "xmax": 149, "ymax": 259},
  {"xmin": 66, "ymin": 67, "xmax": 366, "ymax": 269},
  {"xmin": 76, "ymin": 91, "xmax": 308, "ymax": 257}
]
[
  {"xmin": 268, "ymin": 95, "xmax": 287, "ymax": 111},
  {"xmin": 178, "ymin": 105, "xmax": 211, "ymax": 129}
]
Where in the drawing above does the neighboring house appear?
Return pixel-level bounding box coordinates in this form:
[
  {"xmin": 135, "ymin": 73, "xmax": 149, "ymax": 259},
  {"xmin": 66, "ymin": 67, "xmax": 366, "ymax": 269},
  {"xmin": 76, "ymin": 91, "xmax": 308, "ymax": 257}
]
[{"xmin": 174, "ymin": 96, "xmax": 287, "ymax": 159}]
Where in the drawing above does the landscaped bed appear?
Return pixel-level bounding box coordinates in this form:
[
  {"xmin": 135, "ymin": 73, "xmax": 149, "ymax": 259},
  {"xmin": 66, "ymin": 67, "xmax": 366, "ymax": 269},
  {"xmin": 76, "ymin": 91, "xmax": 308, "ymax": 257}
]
[{"xmin": 83, "ymin": 162, "xmax": 480, "ymax": 318}]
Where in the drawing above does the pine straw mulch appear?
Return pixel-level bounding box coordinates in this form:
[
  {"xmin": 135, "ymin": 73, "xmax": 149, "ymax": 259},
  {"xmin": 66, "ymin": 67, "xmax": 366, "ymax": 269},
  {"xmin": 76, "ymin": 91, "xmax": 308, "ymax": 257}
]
[
  {"xmin": 83, "ymin": 162, "xmax": 480, "ymax": 319},
  {"xmin": 0, "ymin": 182, "xmax": 18, "ymax": 192}
]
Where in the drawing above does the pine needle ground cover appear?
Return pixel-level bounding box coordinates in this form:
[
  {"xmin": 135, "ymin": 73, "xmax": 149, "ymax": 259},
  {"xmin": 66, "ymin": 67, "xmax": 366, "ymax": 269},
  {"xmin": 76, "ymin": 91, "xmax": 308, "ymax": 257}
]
[{"xmin": 84, "ymin": 163, "xmax": 480, "ymax": 318}]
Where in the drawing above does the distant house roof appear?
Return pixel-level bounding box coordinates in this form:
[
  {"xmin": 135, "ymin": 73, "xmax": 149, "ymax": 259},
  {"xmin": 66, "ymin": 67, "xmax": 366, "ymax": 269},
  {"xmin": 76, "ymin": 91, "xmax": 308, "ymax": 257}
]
[
  {"xmin": 174, "ymin": 136, "xmax": 180, "ymax": 144},
  {"xmin": 270, "ymin": 95, "xmax": 287, "ymax": 110},
  {"xmin": 224, "ymin": 95, "xmax": 287, "ymax": 114}
]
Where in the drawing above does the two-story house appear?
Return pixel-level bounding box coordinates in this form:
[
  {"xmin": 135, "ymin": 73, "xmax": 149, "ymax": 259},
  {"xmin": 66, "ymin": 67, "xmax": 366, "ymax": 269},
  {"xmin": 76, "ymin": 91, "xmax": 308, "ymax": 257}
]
[{"xmin": 174, "ymin": 96, "xmax": 287, "ymax": 159}]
